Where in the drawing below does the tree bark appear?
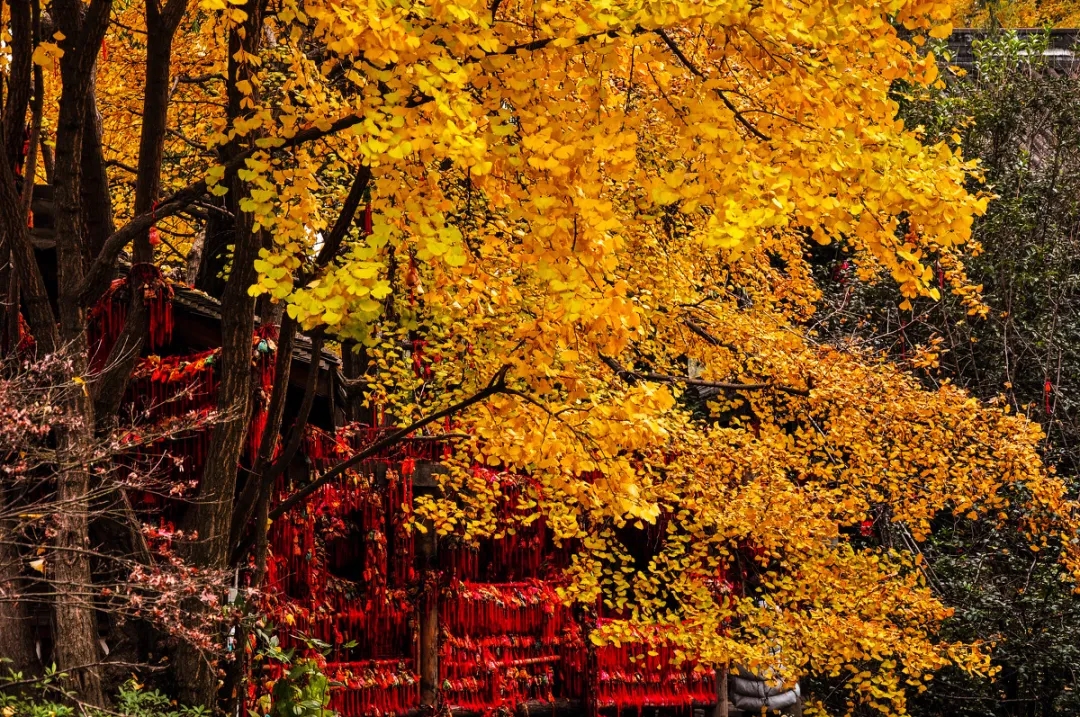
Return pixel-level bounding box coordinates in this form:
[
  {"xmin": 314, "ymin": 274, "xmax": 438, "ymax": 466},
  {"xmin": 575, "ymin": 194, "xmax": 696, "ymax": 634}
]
[
  {"xmin": 48, "ymin": 0, "xmax": 113, "ymax": 704},
  {"xmin": 40, "ymin": 137, "xmax": 54, "ymax": 183},
  {"xmin": 134, "ymin": 0, "xmax": 188, "ymax": 262},
  {"xmin": 341, "ymin": 341, "xmax": 370, "ymax": 422},
  {"xmin": 0, "ymin": 139, "xmax": 55, "ymax": 354},
  {"xmin": 176, "ymin": 199, "xmax": 260, "ymax": 707},
  {"xmin": 51, "ymin": 414, "xmax": 104, "ymax": 705},
  {"xmin": 228, "ymin": 316, "xmax": 296, "ymax": 554},
  {"xmin": 175, "ymin": 2, "xmax": 269, "ymax": 702},
  {"xmin": 417, "ymin": 523, "xmax": 439, "ymax": 708},
  {"xmin": 80, "ymin": 82, "xmax": 116, "ymax": 260},
  {"xmin": 3, "ymin": 0, "xmax": 33, "ymax": 171},
  {"xmin": 91, "ymin": 0, "xmax": 188, "ymax": 427},
  {"xmin": 0, "ymin": 0, "xmax": 55, "ymax": 355},
  {"xmin": 0, "ymin": 493, "xmax": 39, "ymax": 681}
]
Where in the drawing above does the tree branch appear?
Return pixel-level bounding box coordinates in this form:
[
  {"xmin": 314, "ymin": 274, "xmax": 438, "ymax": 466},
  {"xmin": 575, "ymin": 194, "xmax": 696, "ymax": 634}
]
[
  {"xmin": 268, "ymin": 365, "xmax": 510, "ymax": 521},
  {"xmin": 175, "ymin": 72, "xmax": 224, "ymax": 84},
  {"xmin": 81, "ymin": 25, "xmax": 651, "ymax": 308},
  {"xmin": 655, "ymin": 28, "xmax": 770, "ymax": 142},
  {"xmin": 311, "ymin": 164, "xmax": 370, "ymax": 270},
  {"xmin": 600, "ymin": 354, "xmax": 809, "ymax": 396},
  {"xmin": 683, "ymin": 318, "xmax": 733, "ymax": 349},
  {"xmin": 267, "ymin": 332, "xmax": 323, "ymax": 481}
]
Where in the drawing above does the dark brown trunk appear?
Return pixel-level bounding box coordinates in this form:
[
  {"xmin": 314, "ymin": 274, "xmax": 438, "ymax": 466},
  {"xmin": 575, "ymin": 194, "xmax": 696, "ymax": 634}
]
[
  {"xmin": 51, "ymin": 417, "xmax": 103, "ymax": 705},
  {"xmin": 3, "ymin": 0, "xmax": 32, "ymax": 170},
  {"xmin": 715, "ymin": 665, "xmax": 728, "ymax": 717},
  {"xmin": 185, "ymin": 214, "xmax": 260, "ymax": 568},
  {"xmin": 176, "ymin": 204, "xmax": 260, "ymax": 707},
  {"xmin": 80, "ymin": 83, "xmax": 116, "ymax": 259},
  {"xmin": 0, "ymin": 262, "xmax": 15, "ymax": 354},
  {"xmin": 22, "ymin": 61, "xmax": 45, "ymax": 218},
  {"xmin": 92, "ymin": 0, "xmax": 186, "ymax": 426},
  {"xmin": 0, "ymin": 494, "xmax": 39, "ymax": 681},
  {"xmin": 48, "ymin": 0, "xmax": 113, "ymax": 705},
  {"xmin": 0, "ymin": 0, "xmax": 53, "ymax": 354},
  {"xmin": 252, "ymin": 331, "xmax": 321, "ymax": 580},
  {"xmin": 133, "ymin": 12, "xmax": 183, "ymax": 262},
  {"xmin": 340, "ymin": 340, "xmax": 370, "ymax": 422},
  {"xmin": 0, "ymin": 146, "xmax": 55, "ymax": 353},
  {"xmin": 173, "ymin": 0, "xmax": 267, "ymax": 702},
  {"xmin": 40, "ymin": 137, "xmax": 54, "ymax": 183},
  {"xmin": 229, "ymin": 315, "xmax": 296, "ymax": 552},
  {"xmin": 182, "ymin": 0, "xmax": 267, "ymax": 568}
]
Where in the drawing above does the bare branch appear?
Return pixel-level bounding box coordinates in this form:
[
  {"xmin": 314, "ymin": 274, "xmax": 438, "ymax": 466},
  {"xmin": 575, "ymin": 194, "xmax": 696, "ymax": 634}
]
[
  {"xmin": 269, "ymin": 365, "xmax": 511, "ymax": 520},
  {"xmin": 600, "ymin": 354, "xmax": 809, "ymax": 396}
]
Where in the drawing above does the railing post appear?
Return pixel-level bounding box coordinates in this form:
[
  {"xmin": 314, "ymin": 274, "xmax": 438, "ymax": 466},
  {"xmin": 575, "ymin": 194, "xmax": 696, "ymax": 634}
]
[
  {"xmin": 417, "ymin": 517, "xmax": 439, "ymax": 708},
  {"xmin": 714, "ymin": 663, "xmax": 729, "ymax": 717}
]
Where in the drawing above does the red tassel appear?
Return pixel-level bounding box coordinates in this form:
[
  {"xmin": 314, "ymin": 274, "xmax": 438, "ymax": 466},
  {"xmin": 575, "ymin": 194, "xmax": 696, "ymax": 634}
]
[{"xmin": 1045, "ymin": 379, "xmax": 1053, "ymax": 415}]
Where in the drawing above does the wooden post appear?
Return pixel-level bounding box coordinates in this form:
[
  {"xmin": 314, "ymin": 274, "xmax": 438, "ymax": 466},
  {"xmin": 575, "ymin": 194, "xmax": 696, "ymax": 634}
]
[
  {"xmin": 417, "ymin": 520, "xmax": 439, "ymax": 708},
  {"xmin": 714, "ymin": 663, "xmax": 729, "ymax": 717}
]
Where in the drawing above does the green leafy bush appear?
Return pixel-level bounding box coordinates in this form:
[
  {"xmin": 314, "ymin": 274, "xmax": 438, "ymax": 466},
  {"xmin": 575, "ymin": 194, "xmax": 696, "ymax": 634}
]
[{"xmin": 0, "ymin": 667, "xmax": 208, "ymax": 717}]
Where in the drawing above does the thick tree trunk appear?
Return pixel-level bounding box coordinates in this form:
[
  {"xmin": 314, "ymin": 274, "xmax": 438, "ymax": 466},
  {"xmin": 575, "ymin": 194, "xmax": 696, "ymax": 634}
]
[
  {"xmin": 0, "ymin": 494, "xmax": 39, "ymax": 681},
  {"xmin": 0, "ymin": 0, "xmax": 50, "ymax": 669},
  {"xmin": 175, "ymin": 0, "xmax": 267, "ymax": 698},
  {"xmin": 52, "ymin": 419, "xmax": 104, "ymax": 704},
  {"xmin": 3, "ymin": 0, "xmax": 33, "ymax": 170},
  {"xmin": 0, "ymin": 555, "xmax": 38, "ymax": 681},
  {"xmin": 48, "ymin": 0, "xmax": 113, "ymax": 705},
  {"xmin": 92, "ymin": 0, "xmax": 186, "ymax": 425},
  {"xmin": 0, "ymin": 0, "xmax": 54, "ymax": 354},
  {"xmin": 228, "ymin": 316, "xmax": 295, "ymax": 551},
  {"xmin": 176, "ymin": 209, "xmax": 260, "ymax": 707},
  {"xmin": 80, "ymin": 83, "xmax": 116, "ymax": 259},
  {"xmin": 0, "ymin": 145, "xmax": 54, "ymax": 353},
  {"xmin": 132, "ymin": 0, "xmax": 190, "ymax": 265}
]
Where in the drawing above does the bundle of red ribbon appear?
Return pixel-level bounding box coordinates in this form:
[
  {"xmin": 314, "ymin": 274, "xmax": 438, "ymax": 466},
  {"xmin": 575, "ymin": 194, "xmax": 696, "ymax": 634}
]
[
  {"xmin": 88, "ymin": 265, "xmax": 175, "ymax": 372},
  {"xmin": 593, "ymin": 622, "xmax": 715, "ymax": 711}
]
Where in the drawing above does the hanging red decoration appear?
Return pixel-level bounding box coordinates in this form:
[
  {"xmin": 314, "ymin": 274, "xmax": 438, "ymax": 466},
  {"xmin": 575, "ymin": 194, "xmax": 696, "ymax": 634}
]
[
  {"xmin": 16, "ymin": 314, "xmax": 35, "ymax": 355},
  {"xmin": 363, "ymin": 205, "xmax": 373, "ymax": 235},
  {"xmin": 592, "ymin": 622, "xmax": 715, "ymax": 711},
  {"xmin": 87, "ymin": 264, "xmax": 175, "ymax": 371}
]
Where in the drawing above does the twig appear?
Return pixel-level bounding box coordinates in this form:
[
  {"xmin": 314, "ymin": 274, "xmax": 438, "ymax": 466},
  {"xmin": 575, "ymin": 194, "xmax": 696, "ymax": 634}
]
[
  {"xmin": 600, "ymin": 354, "xmax": 809, "ymax": 396},
  {"xmin": 655, "ymin": 28, "xmax": 770, "ymax": 142},
  {"xmin": 268, "ymin": 365, "xmax": 511, "ymax": 520}
]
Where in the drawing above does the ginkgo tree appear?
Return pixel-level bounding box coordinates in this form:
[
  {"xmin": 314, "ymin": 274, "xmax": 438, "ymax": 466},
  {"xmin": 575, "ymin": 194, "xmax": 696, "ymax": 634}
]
[{"xmin": 2, "ymin": 0, "xmax": 1078, "ymax": 712}]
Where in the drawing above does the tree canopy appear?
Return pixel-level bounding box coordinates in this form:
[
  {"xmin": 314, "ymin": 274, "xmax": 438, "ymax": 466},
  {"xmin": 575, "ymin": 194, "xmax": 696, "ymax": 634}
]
[{"xmin": 2, "ymin": 0, "xmax": 1079, "ymax": 713}]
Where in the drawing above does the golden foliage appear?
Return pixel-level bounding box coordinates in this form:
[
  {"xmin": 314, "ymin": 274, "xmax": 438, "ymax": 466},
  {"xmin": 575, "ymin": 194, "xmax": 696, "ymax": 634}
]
[{"xmin": 29, "ymin": 0, "xmax": 1080, "ymax": 711}]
